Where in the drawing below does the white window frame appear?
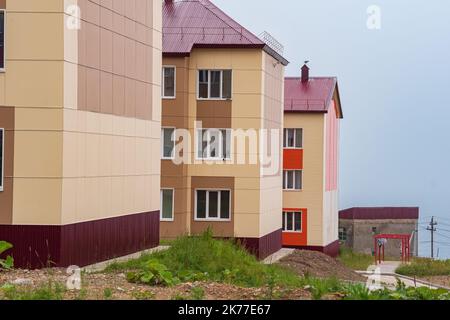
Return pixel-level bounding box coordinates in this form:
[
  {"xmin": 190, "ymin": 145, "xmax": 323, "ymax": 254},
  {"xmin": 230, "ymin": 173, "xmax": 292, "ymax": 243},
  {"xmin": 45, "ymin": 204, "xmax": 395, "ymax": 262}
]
[
  {"xmin": 282, "ymin": 211, "xmax": 303, "ymax": 233},
  {"xmin": 339, "ymin": 227, "xmax": 347, "ymax": 241},
  {"xmin": 0, "ymin": 128, "xmax": 4, "ymax": 192},
  {"xmin": 283, "ymin": 170, "xmax": 303, "ymax": 191},
  {"xmin": 160, "ymin": 188, "xmax": 175, "ymax": 222},
  {"xmin": 0, "ymin": 10, "xmax": 5, "ymax": 72},
  {"xmin": 194, "ymin": 189, "xmax": 232, "ymax": 222},
  {"xmin": 196, "ymin": 128, "xmax": 231, "ymax": 161},
  {"xmin": 161, "ymin": 127, "xmax": 176, "ymax": 160},
  {"xmin": 197, "ymin": 69, "xmax": 232, "ymax": 100},
  {"xmin": 162, "ymin": 66, "xmax": 176, "ymax": 99},
  {"xmin": 283, "ymin": 128, "xmax": 303, "ymax": 149}
]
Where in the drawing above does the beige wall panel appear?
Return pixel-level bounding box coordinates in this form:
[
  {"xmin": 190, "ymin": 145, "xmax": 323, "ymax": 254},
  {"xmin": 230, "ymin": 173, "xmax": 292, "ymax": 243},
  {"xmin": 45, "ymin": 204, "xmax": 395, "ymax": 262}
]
[
  {"xmin": 6, "ymin": 0, "xmax": 63, "ymax": 12},
  {"xmin": 14, "ymin": 131, "xmax": 63, "ymax": 178},
  {"xmin": 323, "ymin": 189, "xmax": 339, "ymax": 245},
  {"xmin": 6, "ymin": 12, "xmax": 64, "ymax": 61},
  {"xmin": 234, "ymin": 213, "xmax": 259, "ymax": 238},
  {"xmin": 12, "ymin": 178, "xmax": 62, "ymax": 225},
  {"xmin": 5, "ymin": 61, "xmax": 64, "ymax": 108},
  {"xmin": 15, "ymin": 108, "xmax": 62, "ymax": 131}
]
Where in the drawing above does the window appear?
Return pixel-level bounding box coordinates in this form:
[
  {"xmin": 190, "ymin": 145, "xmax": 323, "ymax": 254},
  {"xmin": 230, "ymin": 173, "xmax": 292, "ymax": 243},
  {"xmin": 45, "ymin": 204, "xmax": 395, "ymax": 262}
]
[
  {"xmin": 195, "ymin": 190, "xmax": 231, "ymax": 220},
  {"xmin": 197, "ymin": 70, "xmax": 232, "ymax": 99},
  {"xmin": 162, "ymin": 66, "xmax": 176, "ymax": 98},
  {"xmin": 283, "ymin": 129, "xmax": 303, "ymax": 148},
  {"xmin": 372, "ymin": 227, "xmax": 377, "ymax": 234},
  {"xmin": 282, "ymin": 211, "xmax": 302, "ymax": 232},
  {"xmin": 283, "ymin": 170, "xmax": 302, "ymax": 190},
  {"xmin": 197, "ymin": 129, "xmax": 231, "ymax": 160},
  {"xmin": 161, "ymin": 189, "xmax": 174, "ymax": 221},
  {"xmin": 161, "ymin": 128, "xmax": 175, "ymax": 159},
  {"xmin": 339, "ymin": 227, "xmax": 347, "ymax": 241},
  {"xmin": 0, "ymin": 128, "xmax": 3, "ymax": 192},
  {"xmin": 0, "ymin": 10, "xmax": 4, "ymax": 70}
]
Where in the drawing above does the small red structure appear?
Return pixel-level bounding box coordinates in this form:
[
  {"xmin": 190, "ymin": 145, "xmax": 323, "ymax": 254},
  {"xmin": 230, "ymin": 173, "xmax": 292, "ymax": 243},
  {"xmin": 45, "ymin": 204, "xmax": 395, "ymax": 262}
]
[{"xmin": 374, "ymin": 234, "xmax": 411, "ymax": 264}]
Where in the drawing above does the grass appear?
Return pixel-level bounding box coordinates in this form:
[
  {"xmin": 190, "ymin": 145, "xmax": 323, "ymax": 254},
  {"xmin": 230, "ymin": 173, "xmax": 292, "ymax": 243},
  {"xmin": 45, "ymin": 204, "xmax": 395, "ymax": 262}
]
[
  {"xmin": 106, "ymin": 230, "xmax": 301, "ymax": 288},
  {"xmin": 0, "ymin": 281, "xmax": 65, "ymax": 300},
  {"xmin": 396, "ymin": 258, "xmax": 450, "ymax": 277},
  {"xmin": 105, "ymin": 233, "xmax": 450, "ymax": 300},
  {"xmin": 337, "ymin": 247, "xmax": 374, "ymax": 271}
]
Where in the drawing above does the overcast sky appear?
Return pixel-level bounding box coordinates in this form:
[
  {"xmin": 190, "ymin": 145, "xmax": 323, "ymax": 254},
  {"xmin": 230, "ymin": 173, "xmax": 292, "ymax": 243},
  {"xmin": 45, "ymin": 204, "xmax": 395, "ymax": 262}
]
[{"xmin": 213, "ymin": 0, "xmax": 450, "ymax": 258}]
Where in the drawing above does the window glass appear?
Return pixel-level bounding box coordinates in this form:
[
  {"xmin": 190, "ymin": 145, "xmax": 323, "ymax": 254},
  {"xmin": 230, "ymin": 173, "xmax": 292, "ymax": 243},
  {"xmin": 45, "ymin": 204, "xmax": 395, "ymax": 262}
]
[
  {"xmin": 161, "ymin": 190, "xmax": 174, "ymax": 220},
  {"xmin": 295, "ymin": 171, "xmax": 302, "ymax": 190},
  {"xmin": 295, "ymin": 212, "xmax": 302, "ymax": 231},
  {"xmin": 220, "ymin": 191, "xmax": 230, "ymax": 219},
  {"xmin": 196, "ymin": 190, "xmax": 207, "ymax": 219},
  {"xmin": 287, "ymin": 171, "xmax": 294, "ymax": 189},
  {"xmin": 208, "ymin": 191, "xmax": 219, "ymax": 218},
  {"xmin": 222, "ymin": 70, "xmax": 232, "ymax": 99},
  {"xmin": 163, "ymin": 67, "xmax": 175, "ymax": 97},
  {"xmin": 295, "ymin": 129, "xmax": 303, "ymax": 148},
  {"xmin": 287, "ymin": 129, "xmax": 295, "ymax": 147},
  {"xmin": 210, "ymin": 71, "xmax": 221, "ymax": 98},
  {"xmin": 0, "ymin": 12, "xmax": 4, "ymax": 69},
  {"xmin": 286, "ymin": 212, "xmax": 293, "ymax": 231},
  {"xmin": 162, "ymin": 128, "xmax": 175, "ymax": 158},
  {"xmin": 199, "ymin": 70, "xmax": 209, "ymax": 98}
]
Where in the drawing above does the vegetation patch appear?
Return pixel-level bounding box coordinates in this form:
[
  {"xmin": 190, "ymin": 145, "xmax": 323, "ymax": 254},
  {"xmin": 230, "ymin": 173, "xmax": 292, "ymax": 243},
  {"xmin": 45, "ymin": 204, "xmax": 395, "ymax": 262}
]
[
  {"xmin": 0, "ymin": 241, "xmax": 14, "ymax": 270},
  {"xmin": 338, "ymin": 247, "xmax": 373, "ymax": 271},
  {"xmin": 106, "ymin": 231, "xmax": 301, "ymax": 288},
  {"xmin": 396, "ymin": 258, "xmax": 450, "ymax": 277}
]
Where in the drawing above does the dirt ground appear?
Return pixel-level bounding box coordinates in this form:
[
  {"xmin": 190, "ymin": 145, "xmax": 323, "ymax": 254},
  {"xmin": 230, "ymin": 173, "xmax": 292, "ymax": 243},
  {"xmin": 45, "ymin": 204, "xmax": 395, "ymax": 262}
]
[
  {"xmin": 278, "ymin": 250, "xmax": 366, "ymax": 282},
  {"xmin": 0, "ymin": 268, "xmax": 311, "ymax": 300}
]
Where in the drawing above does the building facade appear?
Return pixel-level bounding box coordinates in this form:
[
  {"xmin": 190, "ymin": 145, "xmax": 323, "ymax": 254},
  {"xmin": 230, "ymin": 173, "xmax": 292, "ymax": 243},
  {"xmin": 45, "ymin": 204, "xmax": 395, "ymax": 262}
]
[
  {"xmin": 281, "ymin": 65, "xmax": 343, "ymax": 257},
  {"xmin": 339, "ymin": 207, "xmax": 419, "ymax": 257},
  {"xmin": 160, "ymin": 0, "xmax": 288, "ymax": 259},
  {"xmin": 0, "ymin": 0, "xmax": 162, "ymax": 268}
]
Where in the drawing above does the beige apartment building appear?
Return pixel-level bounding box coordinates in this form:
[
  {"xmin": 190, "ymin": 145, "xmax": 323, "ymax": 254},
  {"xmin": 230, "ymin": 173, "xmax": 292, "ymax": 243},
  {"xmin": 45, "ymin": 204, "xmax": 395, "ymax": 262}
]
[
  {"xmin": 0, "ymin": 0, "xmax": 162, "ymax": 268},
  {"xmin": 160, "ymin": 0, "xmax": 288, "ymax": 258}
]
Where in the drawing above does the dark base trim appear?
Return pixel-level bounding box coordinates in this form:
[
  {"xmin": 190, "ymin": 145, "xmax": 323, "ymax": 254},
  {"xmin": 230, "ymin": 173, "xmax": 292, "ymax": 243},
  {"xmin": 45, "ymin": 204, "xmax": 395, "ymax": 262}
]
[
  {"xmin": 284, "ymin": 239, "xmax": 340, "ymax": 258},
  {"xmin": 236, "ymin": 229, "xmax": 283, "ymax": 260},
  {"xmin": 0, "ymin": 211, "xmax": 160, "ymax": 269}
]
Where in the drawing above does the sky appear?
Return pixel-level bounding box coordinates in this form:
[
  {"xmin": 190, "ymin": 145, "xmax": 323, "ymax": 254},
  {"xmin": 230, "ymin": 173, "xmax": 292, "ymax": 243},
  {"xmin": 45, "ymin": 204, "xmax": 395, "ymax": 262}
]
[{"xmin": 213, "ymin": 0, "xmax": 450, "ymax": 258}]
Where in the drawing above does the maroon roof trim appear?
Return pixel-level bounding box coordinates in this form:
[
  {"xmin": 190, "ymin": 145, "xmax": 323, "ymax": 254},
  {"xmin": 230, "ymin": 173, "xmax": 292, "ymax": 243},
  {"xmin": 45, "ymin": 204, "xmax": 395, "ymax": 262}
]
[
  {"xmin": 163, "ymin": 0, "xmax": 289, "ymax": 66},
  {"xmin": 339, "ymin": 207, "xmax": 420, "ymax": 220}
]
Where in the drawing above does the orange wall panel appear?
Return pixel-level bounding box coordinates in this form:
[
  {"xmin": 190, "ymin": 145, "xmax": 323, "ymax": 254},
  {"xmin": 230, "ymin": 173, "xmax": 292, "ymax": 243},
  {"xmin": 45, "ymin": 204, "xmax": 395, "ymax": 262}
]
[
  {"xmin": 282, "ymin": 208, "xmax": 308, "ymax": 247},
  {"xmin": 283, "ymin": 149, "xmax": 303, "ymax": 170}
]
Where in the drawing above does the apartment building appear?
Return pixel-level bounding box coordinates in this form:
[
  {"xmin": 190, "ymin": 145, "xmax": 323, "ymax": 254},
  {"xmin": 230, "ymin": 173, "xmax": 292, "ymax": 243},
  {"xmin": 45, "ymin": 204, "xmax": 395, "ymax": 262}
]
[
  {"xmin": 0, "ymin": 0, "xmax": 162, "ymax": 268},
  {"xmin": 282, "ymin": 64, "xmax": 343, "ymax": 257},
  {"xmin": 160, "ymin": 0, "xmax": 288, "ymax": 259}
]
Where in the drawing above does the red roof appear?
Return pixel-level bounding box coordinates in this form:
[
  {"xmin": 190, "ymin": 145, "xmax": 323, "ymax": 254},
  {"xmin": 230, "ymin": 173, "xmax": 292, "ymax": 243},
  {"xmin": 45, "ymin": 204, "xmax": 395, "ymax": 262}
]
[
  {"xmin": 339, "ymin": 207, "xmax": 420, "ymax": 220},
  {"xmin": 284, "ymin": 77, "xmax": 342, "ymax": 117},
  {"xmin": 163, "ymin": 0, "xmax": 288, "ymax": 65}
]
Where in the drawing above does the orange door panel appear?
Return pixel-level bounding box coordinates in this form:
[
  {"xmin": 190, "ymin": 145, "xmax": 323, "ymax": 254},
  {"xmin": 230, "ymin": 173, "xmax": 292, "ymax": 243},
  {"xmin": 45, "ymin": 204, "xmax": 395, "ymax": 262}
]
[{"xmin": 282, "ymin": 208, "xmax": 307, "ymax": 247}]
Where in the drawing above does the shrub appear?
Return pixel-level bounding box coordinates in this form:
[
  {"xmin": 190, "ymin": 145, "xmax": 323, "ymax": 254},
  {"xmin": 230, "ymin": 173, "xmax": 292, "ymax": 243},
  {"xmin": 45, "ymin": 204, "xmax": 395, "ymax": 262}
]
[
  {"xmin": 396, "ymin": 258, "xmax": 450, "ymax": 277},
  {"xmin": 0, "ymin": 241, "xmax": 14, "ymax": 270}
]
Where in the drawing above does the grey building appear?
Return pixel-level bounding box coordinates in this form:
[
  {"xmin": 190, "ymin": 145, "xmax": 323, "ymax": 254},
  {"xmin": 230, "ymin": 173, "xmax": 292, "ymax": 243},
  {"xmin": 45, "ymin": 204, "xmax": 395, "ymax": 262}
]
[{"xmin": 339, "ymin": 207, "xmax": 419, "ymax": 258}]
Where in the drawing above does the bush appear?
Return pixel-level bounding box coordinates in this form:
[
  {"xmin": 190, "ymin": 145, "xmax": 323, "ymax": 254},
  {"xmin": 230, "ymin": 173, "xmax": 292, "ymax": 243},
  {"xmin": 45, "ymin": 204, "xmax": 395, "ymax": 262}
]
[
  {"xmin": 108, "ymin": 231, "xmax": 301, "ymax": 288},
  {"xmin": 396, "ymin": 258, "xmax": 450, "ymax": 277},
  {"xmin": 0, "ymin": 241, "xmax": 14, "ymax": 270}
]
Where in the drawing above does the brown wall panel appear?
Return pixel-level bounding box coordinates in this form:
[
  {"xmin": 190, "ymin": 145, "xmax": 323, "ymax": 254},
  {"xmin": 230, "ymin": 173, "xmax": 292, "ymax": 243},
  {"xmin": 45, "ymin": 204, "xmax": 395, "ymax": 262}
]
[
  {"xmin": 197, "ymin": 100, "xmax": 232, "ymax": 128},
  {"xmin": 0, "ymin": 106, "xmax": 14, "ymax": 224}
]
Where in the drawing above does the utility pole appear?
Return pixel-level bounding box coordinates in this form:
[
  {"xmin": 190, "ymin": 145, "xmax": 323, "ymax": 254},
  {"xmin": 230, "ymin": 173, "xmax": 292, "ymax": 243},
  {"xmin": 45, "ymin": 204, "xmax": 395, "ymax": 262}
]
[{"xmin": 426, "ymin": 216, "xmax": 437, "ymax": 259}]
